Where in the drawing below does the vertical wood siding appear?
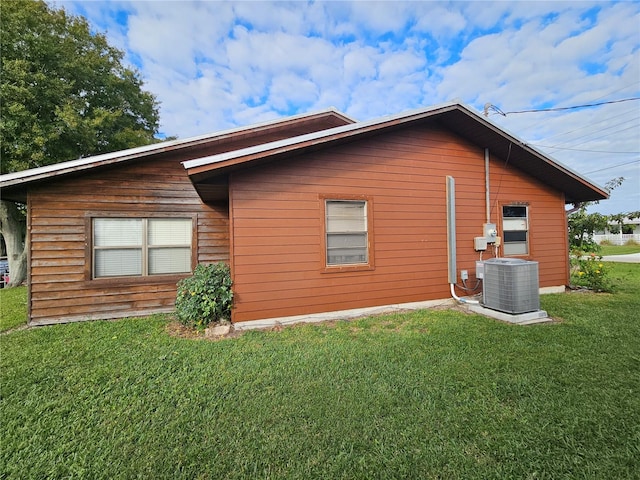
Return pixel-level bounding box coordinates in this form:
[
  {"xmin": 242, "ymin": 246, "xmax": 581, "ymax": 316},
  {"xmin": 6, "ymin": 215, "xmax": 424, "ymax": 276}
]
[
  {"xmin": 28, "ymin": 158, "xmax": 229, "ymax": 325},
  {"xmin": 230, "ymin": 124, "xmax": 568, "ymax": 323}
]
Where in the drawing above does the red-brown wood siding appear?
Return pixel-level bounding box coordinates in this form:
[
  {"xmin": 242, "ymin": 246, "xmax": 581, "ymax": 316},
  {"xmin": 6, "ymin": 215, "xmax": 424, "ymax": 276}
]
[
  {"xmin": 229, "ymin": 125, "xmax": 569, "ymax": 323},
  {"xmin": 27, "ymin": 158, "xmax": 229, "ymax": 325}
]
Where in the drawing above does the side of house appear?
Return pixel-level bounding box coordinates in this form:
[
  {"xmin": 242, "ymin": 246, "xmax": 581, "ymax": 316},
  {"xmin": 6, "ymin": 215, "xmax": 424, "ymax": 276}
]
[
  {"xmin": 2, "ymin": 103, "xmax": 606, "ymax": 326},
  {"xmin": 3, "ymin": 109, "xmax": 353, "ymax": 325},
  {"xmin": 27, "ymin": 157, "xmax": 229, "ymax": 325},
  {"xmin": 228, "ymin": 122, "xmax": 569, "ymax": 323}
]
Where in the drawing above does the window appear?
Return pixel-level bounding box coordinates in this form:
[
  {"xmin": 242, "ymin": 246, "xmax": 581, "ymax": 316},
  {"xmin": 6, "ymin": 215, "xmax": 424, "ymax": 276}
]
[
  {"xmin": 502, "ymin": 205, "xmax": 529, "ymax": 255},
  {"xmin": 325, "ymin": 200, "xmax": 368, "ymax": 266},
  {"xmin": 93, "ymin": 218, "xmax": 192, "ymax": 278}
]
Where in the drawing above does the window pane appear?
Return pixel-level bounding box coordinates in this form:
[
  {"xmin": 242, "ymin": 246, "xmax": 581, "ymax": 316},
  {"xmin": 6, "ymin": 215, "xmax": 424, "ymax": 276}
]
[
  {"xmin": 503, "ymin": 206, "xmax": 527, "ymax": 218},
  {"xmin": 94, "ymin": 219, "xmax": 142, "ymax": 247},
  {"xmin": 327, "ymin": 248, "xmax": 368, "ymax": 265},
  {"xmin": 148, "ymin": 218, "xmax": 191, "ymax": 246},
  {"xmin": 327, "ymin": 233, "xmax": 367, "ymax": 248},
  {"xmin": 503, "ymin": 218, "xmax": 527, "ymax": 231},
  {"xmin": 148, "ymin": 248, "xmax": 191, "ymax": 274},
  {"xmin": 503, "ymin": 242, "xmax": 528, "ymax": 255},
  {"xmin": 504, "ymin": 231, "xmax": 527, "ymax": 242},
  {"xmin": 95, "ymin": 249, "xmax": 142, "ymax": 277},
  {"xmin": 326, "ymin": 201, "xmax": 366, "ymax": 232}
]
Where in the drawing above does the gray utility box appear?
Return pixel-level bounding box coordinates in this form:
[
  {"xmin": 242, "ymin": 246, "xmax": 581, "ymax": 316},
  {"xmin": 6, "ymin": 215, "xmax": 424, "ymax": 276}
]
[{"xmin": 482, "ymin": 258, "xmax": 540, "ymax": 314}]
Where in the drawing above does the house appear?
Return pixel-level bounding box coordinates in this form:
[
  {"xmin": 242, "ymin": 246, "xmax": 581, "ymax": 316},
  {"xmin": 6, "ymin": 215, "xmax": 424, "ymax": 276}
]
[
  {"xmin": 0, "ymin": 102, "xmax": 607, "ymax": 327},
  {"xmin": 594, "ymin": 216, "xmax": 640, "ymax": 245}
]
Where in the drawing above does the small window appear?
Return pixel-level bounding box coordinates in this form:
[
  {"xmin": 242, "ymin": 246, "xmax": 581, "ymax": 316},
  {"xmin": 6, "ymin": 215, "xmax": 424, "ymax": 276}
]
[
  {"xmin": 325, "ymin": 200, "xmax": 368, "ymax": 266},
  {"xmin": 502, "ymin": 205, "xmax": 529, "ymax": 255},
  {"xmin": 93, "ymin": 218, "xmax": 192, "ymax": 278}
]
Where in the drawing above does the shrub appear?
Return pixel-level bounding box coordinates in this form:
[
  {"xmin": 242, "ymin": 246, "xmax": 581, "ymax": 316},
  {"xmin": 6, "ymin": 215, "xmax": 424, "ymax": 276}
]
[
  {"xmin": 625, "ymin": 239, "xmax": 639, "ymax": 246},
  {"xmin": 599, "ymin": 239, "xmax": 613, "ymax": 246},
  {"xmin": 175, "ymin": 263, "xmax": 233, "ymax": 328},
  {"xmin": 570, "ymin": 252, "xmax": 611, "ymax": 292}
]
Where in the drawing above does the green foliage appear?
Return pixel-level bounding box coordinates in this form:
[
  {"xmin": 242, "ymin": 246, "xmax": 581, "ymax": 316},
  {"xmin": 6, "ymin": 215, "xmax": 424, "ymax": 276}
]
[
  {"xmin": 567, "ymin": 177, "xmax": 626, "ymax": 253},
  {"xmin": 570, "ymin": 252, "xmax": 611, "ymax": 292},
  {"xmin": 568, "ymin": 208, "xmax": 607, "ymax": 252},
  {"xmin": 175, "ymin": 263, "xmax": 233, "ymax": 328},
  {"xmin": 1, "ymin": 264, "xmax": 639, "ymax": 478},
  {"xmin": 0, "ymin": 286, "xmax": 27, "ymax": 332},
  {"xmin": 0, "ymin": 0, "xmax": 160, "ymax": 174}
]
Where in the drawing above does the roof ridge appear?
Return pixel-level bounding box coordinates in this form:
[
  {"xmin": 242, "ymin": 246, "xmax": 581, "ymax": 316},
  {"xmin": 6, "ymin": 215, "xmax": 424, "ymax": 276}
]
[{"xmin": 0, "ymin": 107, "xmax": 354, "ymax": 187}]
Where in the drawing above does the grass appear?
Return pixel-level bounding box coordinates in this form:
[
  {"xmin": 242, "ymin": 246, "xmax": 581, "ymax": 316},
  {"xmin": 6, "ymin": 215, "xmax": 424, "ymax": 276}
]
[
  {"xmin": 1, "ymin": 264, "xmax": 639, "ymax": 479},
  {"xmin": 0, "ymin": 285, "xmax": 27, "ymax": 332},
  {"xmin": 599, "ymin": 244, "xmax": 640, "ymax": 256}
]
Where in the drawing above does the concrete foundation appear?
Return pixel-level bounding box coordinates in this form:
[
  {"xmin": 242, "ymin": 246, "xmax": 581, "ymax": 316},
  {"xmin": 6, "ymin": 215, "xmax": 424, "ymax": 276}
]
[{"xmin": 467, "ymin": 304, "xmax": 551, "ymax": 324}]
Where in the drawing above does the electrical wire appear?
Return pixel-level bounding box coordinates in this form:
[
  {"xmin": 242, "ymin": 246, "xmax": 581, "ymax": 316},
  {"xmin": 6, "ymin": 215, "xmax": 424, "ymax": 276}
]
[
  {"xmin": 531, "ymin": 145, "xmax": 639, "ymax": 154},
  {"xmin": 488, "ymin": 81, "xmax": 640, "ymax": 137},
  {"xmin": 583, "ymin": 159, "xmax": 640, "ymax": 174},
  {"xmin": 534, "ymin": 106, "xmax": 638, "ymax": 143},
  {"xmin": 487, "ymin": 97, "xmax": 640, "ymax": 116},
  {"xmin": 541, "ymin": 120, "xmax": 640, "ymax": 151}
]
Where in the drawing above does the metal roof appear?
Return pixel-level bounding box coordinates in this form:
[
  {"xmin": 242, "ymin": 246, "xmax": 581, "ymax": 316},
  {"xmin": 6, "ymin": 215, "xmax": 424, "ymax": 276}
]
[
  {"xmin": 1, "ymin": 102, "xmax": 607, "ymax": 204},
  {"xmin": 0, "ymin": 107, "xmax": 354, "ymax": 191}
]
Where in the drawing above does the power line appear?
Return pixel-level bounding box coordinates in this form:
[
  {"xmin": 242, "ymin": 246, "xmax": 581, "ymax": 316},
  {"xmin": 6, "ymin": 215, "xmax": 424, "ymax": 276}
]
[
  {"xmin": 506, "ymin": 81, "xmax": 640, "ymax": 135},
  {"xmin": 484, "ymin": 97, "xmax": 640, "ymax": 116},
  {"xmin": 542, "ymin": 123, "xmax": 640, "ymax": 151},
  {"xmin": 537, "ymin": 107, "xmax": 639, "ymax": 143},
  {"xmin": 584, "ymin": 159, "xmax": 640, "ymax": 174},
  {"xmin": 531, "ymin": 144, "xmax": 639, "ymax": 154}
]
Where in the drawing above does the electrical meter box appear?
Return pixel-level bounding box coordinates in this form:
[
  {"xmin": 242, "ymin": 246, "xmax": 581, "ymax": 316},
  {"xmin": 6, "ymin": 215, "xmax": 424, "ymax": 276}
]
[{"xmin": 483, "ymin": 223, "xmax": 497, "ymax": 242}]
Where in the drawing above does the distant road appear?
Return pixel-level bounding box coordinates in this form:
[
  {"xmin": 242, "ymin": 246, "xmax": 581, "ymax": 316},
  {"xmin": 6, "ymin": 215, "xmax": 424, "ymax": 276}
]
[{"xmin": 601, "ymin": 253, "xmax": 640, "ymax": 263}]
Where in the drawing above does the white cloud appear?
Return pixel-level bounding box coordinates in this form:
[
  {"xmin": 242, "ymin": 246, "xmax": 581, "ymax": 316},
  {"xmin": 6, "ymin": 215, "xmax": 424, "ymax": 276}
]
[{"xmin": 50, "ymin": 0, "xmax": 640, "ymax": 214}]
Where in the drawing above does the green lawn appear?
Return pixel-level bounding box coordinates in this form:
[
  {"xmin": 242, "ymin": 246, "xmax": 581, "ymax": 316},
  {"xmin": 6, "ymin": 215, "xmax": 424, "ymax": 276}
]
[
  {"xmin": 599, "ymin": 244, "xmax": 640, "ymax": 256},
  {"xmin": 1, "ymin": 264, "xmax": 639, "ymax": 479},
  {"xmin": 0, "ymin": 285, "xmax": 27, "ymax": 332}
]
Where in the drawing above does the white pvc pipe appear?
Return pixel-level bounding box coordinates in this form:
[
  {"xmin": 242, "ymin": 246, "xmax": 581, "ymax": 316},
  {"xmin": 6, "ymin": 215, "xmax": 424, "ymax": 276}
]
[{"xmin": 450, "ymin": 283, "xmax": 480, "ymax": 304}]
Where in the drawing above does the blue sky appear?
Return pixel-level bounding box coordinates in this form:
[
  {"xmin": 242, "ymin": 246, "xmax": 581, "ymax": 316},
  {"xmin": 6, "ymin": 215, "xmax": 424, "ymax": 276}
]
[{"xmin": 54, "ymin": 0, "xmax": 639, "ymax": 215}]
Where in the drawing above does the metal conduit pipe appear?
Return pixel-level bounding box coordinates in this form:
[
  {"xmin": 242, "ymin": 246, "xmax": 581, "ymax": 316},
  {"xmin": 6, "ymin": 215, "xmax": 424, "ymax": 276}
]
[{"xmin": 446, "ymin": 175, "xmax": 480, "ymax": 305}]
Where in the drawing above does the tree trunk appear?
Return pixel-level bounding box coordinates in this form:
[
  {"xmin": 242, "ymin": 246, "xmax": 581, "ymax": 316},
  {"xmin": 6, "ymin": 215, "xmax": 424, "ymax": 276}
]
[{"xmin": 0, "ymin": 200, "xmax": 27, "ymax": 287}]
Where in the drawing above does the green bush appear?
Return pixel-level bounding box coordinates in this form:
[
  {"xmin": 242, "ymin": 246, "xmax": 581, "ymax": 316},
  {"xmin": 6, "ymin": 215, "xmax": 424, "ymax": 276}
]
[
  {"xmin": 175, "ymin": 263, "xmax": 233, "ymax": 328},
  {"xmin": 571, "ymin": 252, "xmax": 611, "ymax": 292}
]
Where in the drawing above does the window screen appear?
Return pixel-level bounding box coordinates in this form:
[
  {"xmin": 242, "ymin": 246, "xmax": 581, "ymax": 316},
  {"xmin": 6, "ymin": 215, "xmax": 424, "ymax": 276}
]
[
  {"xmin": 326, "ymin": 200, "xmax": 368, "ymax": 266},
  {"xmin": 93, "ymin": 218, "xmax": 192, "ymax": 278}
]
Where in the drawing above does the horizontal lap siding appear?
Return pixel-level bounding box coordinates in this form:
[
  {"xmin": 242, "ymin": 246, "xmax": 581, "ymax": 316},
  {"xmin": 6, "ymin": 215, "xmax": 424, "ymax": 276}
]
[
  {"xmin": 487, "ymin": 159, "xmax": 569, "ymax": 287},
  {"xmin": 230, "ymin": 125, "xmax": 569, "ymax": 323},
  {"xmin": 230, "ymin": 126, "xmax": 483, "ymax": 322},
  {"xmin": 28, "ymin": 159, "xmax": 229, "ymax": 324}
]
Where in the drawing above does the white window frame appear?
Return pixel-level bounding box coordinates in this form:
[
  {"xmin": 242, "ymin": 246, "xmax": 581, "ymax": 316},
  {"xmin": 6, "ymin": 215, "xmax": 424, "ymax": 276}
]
[
  {"xmin": 92, "ymin": 217, "xmax": 193, "ymax": 279},
  {"xmin": 502, "ymin": 205, "xmax": 529, "ymax": 256}
]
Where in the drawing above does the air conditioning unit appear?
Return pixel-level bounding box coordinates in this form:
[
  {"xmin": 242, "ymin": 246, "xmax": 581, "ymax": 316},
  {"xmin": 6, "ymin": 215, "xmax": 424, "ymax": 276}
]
[{"xmin": 482, "ymin": 258, "xmax": 540, "ymax": 314}]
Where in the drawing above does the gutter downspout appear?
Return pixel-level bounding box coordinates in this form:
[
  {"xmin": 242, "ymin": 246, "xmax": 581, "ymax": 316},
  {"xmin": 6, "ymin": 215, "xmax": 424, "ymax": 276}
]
[{"xmin": 446, "ymin": 175, "xmax": 479, "ymax": 305}]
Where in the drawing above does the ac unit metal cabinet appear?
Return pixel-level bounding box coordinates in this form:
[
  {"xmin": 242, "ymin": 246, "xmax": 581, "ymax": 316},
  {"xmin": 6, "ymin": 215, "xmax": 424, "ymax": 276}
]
[{"xmin": 482, "ymin": 258, "xmax": 540, "ymax": 314}]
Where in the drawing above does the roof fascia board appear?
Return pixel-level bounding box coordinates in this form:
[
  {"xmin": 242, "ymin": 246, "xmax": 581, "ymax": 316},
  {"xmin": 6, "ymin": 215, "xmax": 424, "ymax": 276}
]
[
  {"xmin": 0, "ymin": 107, "xmax": 354, "ymax": 188},
  {"xmin": 184, "ymin": 101, "xmax": 607, "ymax": 201},
  {"xmin": 184, "ymin": 102, "xmax": 461, "ymax": 172}
]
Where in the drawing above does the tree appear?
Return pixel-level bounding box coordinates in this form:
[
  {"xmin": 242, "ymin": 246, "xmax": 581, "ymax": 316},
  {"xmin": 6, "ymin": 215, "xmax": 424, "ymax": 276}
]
[
  {"xmin": 0, "ymin": 0, "xmax": 160, "ymax": 287},
  {"xmin": 567, "ymin": 177, "xmax": 624, "ymax": 253}
]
